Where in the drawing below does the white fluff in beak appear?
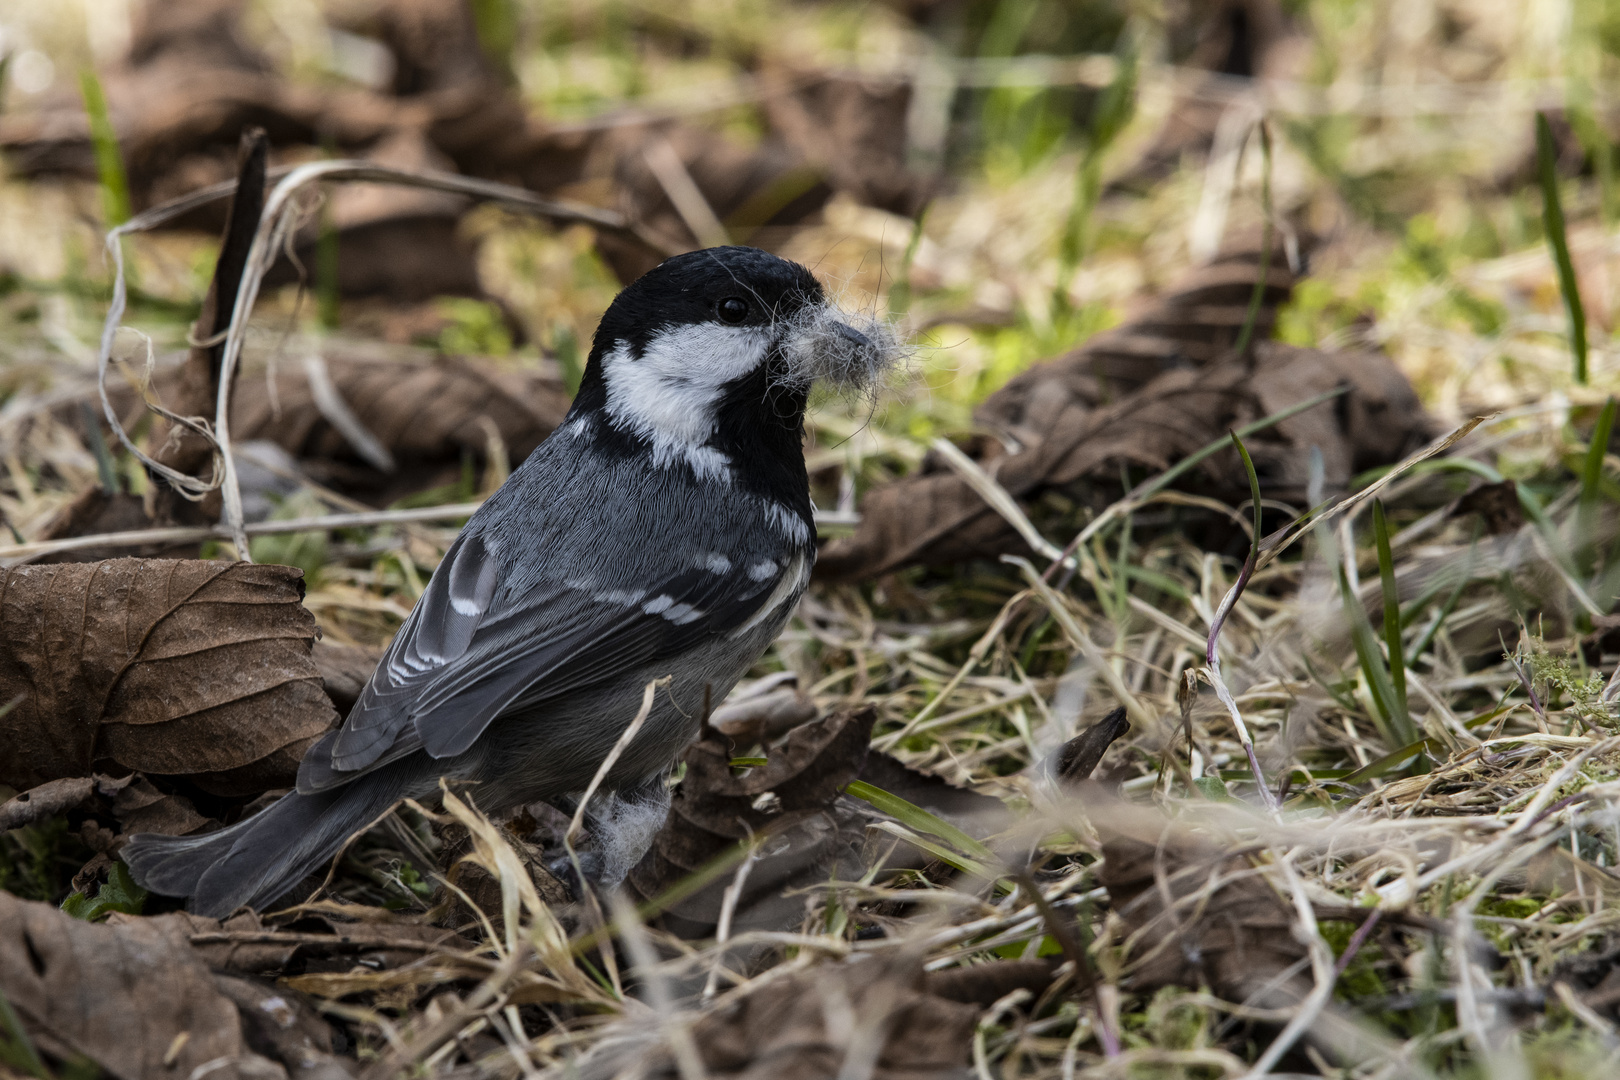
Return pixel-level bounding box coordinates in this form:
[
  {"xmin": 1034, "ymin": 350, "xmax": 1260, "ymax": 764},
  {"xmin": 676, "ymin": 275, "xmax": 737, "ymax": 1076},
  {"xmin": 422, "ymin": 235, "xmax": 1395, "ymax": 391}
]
[{"xmin": 779, "ymin": 300, "xmax": 904, "ymax": 391}]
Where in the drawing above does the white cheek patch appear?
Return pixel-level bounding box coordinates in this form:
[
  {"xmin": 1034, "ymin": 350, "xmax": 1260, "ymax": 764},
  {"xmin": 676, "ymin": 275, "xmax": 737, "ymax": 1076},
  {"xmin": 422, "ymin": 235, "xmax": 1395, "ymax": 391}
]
[{"xmin": 601, "ymin": 324, "xmax": 773, "ymax": 480}]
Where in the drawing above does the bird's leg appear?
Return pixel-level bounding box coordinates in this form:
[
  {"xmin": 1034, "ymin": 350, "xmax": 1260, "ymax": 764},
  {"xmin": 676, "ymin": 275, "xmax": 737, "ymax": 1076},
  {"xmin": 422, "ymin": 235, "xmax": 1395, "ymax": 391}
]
[{"xmin": 544, "ymin": 773, "xmax": 673, "ymax": 894}]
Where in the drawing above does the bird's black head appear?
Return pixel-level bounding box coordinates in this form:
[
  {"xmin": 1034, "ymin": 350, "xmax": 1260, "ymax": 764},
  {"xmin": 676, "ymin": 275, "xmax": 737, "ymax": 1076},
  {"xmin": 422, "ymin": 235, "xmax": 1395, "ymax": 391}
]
[
  {"xmin": 588, "ymin": 246, "xmax": 826, "ymax": 359},
  {"xmin": 567, "ymin": 246, "xmax": 898, "ymax": 504}
]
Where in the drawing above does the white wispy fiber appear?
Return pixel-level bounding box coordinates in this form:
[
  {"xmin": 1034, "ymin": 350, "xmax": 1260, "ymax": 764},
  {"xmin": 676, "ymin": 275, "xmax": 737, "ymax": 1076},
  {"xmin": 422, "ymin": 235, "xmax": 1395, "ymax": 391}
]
[{"xmin": 778, "ymin": 300, "xmax": 906, "ymax": 394}]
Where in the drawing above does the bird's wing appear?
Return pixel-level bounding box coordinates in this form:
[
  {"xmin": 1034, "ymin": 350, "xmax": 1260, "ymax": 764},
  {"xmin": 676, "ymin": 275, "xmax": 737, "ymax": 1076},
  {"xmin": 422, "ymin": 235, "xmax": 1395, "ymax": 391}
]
[{"xmin": 297, "ymin": 529, "xmax": 804, "ymax": 791}]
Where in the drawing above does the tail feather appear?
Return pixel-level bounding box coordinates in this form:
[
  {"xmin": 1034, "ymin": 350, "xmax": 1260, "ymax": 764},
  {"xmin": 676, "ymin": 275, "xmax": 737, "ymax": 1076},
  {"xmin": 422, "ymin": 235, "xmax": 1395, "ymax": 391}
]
[{"xmin": 124, "ymin": 767, "xmax": 414, "ymax": 918}]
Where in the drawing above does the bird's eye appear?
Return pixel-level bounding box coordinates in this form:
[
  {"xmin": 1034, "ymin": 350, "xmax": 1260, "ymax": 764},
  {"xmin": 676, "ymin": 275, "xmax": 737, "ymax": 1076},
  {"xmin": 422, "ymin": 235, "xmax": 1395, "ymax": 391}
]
[{"xmin": 717, "ymin": 297, "xmax": 749, "ymax": 324}]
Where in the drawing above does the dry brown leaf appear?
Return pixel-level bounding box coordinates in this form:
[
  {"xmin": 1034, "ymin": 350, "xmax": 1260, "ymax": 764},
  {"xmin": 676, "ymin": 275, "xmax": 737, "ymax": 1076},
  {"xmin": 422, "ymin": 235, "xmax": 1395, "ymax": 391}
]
[
  {"xmin": 1119, "ymin": 1, "xmax": 1301, "ymax": 184},
  {"xmin": 1452, "ymin": 479, "xmax": 1525, "ymax": 536},
  {"xmin": 760, "ymin": 66, "xmax": 932, "ymax": 218},
  {"xmin": 0, "ymin": 777, "xmax": 95, "ymax": 832},
  {"xmin": 1097, "ymin": 816, "xmax": 1303, "ymax": 1001},
  {"xmin": 599, "ymin": 953, "xmax": 980, "ymax": 1080},
  {"xmin": 258, "ymin": 126, "xmax": 484, "ymax": 303},
  {"xmin": 1054, "ymin": 706, "xmax": 1132, "ymax": 785},
  {"xmin": 212, "ymin": 973, "xmax": 353, "ymax": 1079},
  {"xmin": 923, "ymin": 959, "xmax": 1059, "ymax": 1008},
  {"xmin": 0, "ymin": 0, "xmax": 848, "ymax": 292},
  {"xmin": 169, "ymin": 904, "xmax": 470, "ymax": 981},
  {"xmin": 156, "ymin": 908, "xmax": 305, "ymax": 976},
  {"xmin": 0, "ymin": 559, "xmax": 336, "ymax": 796},
  {"xmin": 816, "ymin": 252, "xmax": 1433, "ymax": 581},
  {"xmin": 710, "ymin": 675, "xmax": 820, "ymax": 746},
  {"xmin": 31, "ymin": 491, "xmax": 196, "ymax": 563},
  {"xmin": 439, "ymin": 819, "xmax": 572, "ymax": 938},
  {"xmin": 0, "ymin": 890, "xmax": 279, "ymax": 1080},
  {"xmin": 0, "ymin": 0, "xmax": 397, "ymax": 203},
  {"xmin": 85, "ymin": 349, "xmax": 570, "ymax": 505},
  {"xmin": 229, "ymin": 351, "xmax": 571, "ymax": 473},
  {"xmin": 978, "ymin": 250, "xmax": 1300, "ymax": 430},
  {"xmin": 587, "ymin": 121, "xmax": 830, "ymax": 281},
  {"xmin": 625, "ymin": 707, "xmax": 876, "ymax": 938},
  {"xmin": 1051, "ymin": 714, "xmax": 1309, "ymax": 1004},
  {"xmin": 110, "ymin": 774, "xmax": 214, "ymax": 838}
]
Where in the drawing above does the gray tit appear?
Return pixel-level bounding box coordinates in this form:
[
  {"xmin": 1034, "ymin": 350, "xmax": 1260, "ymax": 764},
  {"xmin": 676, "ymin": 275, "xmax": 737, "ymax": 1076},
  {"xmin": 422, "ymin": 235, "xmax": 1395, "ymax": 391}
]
[{"xmin": 124, "ymin": 246, "xmax": 899, "ymax": 917}]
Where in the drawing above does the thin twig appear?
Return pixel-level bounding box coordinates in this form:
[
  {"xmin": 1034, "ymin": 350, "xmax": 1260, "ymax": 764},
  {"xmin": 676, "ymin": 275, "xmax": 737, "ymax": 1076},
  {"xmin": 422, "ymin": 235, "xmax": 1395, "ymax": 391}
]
[{"xmin": 0, "ymin": 504, "xmax": 856, "ymax": 564}]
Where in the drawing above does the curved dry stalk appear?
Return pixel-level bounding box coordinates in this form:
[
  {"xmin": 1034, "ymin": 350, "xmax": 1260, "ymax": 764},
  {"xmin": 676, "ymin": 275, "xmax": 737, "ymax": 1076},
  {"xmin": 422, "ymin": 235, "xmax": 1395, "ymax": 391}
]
[{"xmin": 93, "ymin": 160, "xmax": 674, "ymax": 559}]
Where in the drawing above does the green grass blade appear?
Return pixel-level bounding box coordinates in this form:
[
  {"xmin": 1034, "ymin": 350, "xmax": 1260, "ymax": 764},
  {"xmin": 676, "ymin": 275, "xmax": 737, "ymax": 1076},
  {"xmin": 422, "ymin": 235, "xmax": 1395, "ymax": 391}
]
[
  {"xmin": 1537, "ymin": 111, "xmax": 1588, "ymax": 384},
  {"xmin": 1057, "ymin": 42, "xmax": 1137, "ymax": 286},
  {"xmin": 1231, "ymin": 431, "xmax": 1264, "ymax": 560},
  {"xmin": 79, "ymin": 402, "xmax": 119, "ymax": 496},
  {"xmin": 1372, "ymin": 500, "xmax": 1408, "ymax": 721},
  {"xmin": 868, "ymin": 821, "xmax": 994, "ymax": 879},
  {"xmin": 846, "ymin": 780, "xmax": 995, "ymax": 862},
  {"xmin": 79, "ymin": 69, "xmax": 131, "ymax": 228},
  {"xmin": 1341, "ymin": 738, "xmax": 1443, "ymax": 785},
  {"xmin": 1577, "ymin": 396, "xmax": 1616, "ymax": 572},
  {"xmin": 1337, "ymin": 560, "xmax": 1416, "ymax": 749},
  {"xmin": 0, "ymin": 986, "xmax": 49, "ymax": 1078},
  {"xmin": 1234, "ymin": 120, "xmax": 1274, "ymax": 356},
  {"xmin": 887, "ymin": 204, "xmax": 930, "ymax": 317},
  {"xmin": 316, "ymin": 195, "xmax": 340, "ymax": 331}
]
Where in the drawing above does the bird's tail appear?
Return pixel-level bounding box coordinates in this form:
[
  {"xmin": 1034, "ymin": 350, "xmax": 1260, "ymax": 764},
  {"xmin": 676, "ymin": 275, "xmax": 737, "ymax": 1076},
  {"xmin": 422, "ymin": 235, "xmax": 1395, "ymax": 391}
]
[{"xmin": 123, "ymin": 765, "xmax": 417, "ymax": 918}]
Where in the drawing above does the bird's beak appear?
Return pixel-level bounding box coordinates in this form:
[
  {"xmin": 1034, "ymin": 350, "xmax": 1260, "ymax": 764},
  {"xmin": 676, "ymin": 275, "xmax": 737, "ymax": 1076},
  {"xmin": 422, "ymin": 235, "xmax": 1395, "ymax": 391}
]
[{"xmin": 833, "ymin": 322, "xmax": 872, "ymax": 349}]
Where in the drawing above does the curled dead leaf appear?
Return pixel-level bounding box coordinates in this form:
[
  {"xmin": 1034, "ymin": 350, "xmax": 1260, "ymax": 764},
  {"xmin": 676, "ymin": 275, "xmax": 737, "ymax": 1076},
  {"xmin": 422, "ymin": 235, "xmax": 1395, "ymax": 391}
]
[
  {"xmin": 1452, "ymin": 479, "xmax": 1524, "ymax": 536},
  {"xmin": 760, "ymin": 66, "xmax": 932, "ymax": 217},
  {"xmin": 1054, "ymin": 706, "xmax": 1132, "ymax": 786},
  {"xmin": 228, "ymin": 350, "xmax": 571, "ymax": 475},
  {"xmin": 577, "ymin": 953, "xmax": 979, "ymax": 1080},
  {"xmin": 0, "ymin": 559, "xmax": 336, "ymax": 796},
  {"xmin": 1097, "ymin": 811, "xmax": 1303, "ymax": 1002},
  {"xmin": 0, "ymin": 777, "xmax": 95, "ymax": 832},
  {"xmin": 923, "ymin": 959, "xmax": 1060, "ymax": 1008},
  {"xmin": 0, "ymin": 890, "xmax": 278, "ymax": 1079},
  {"xmin": 80, "ymin": 348, "xmax": 570, "ymax": 514},
  {"xmin": 817, "ymin": 251, "xmax": 1433, "ymax": 581},
  {"xmin": 710, "ymin": 673, "xmax": 820, "ymax": 747}
]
